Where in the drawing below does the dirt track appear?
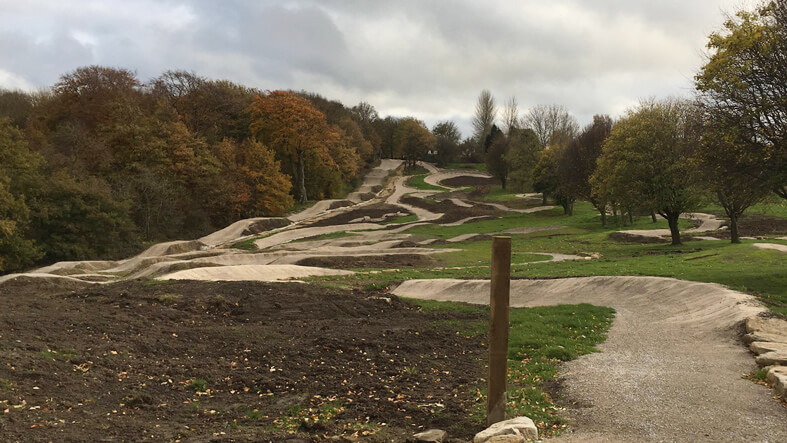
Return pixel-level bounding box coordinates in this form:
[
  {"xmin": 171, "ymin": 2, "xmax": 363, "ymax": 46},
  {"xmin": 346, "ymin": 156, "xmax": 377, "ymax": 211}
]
[{"xmin": 393, "ymin": 277, "xmax": 787, "ymax": 442}]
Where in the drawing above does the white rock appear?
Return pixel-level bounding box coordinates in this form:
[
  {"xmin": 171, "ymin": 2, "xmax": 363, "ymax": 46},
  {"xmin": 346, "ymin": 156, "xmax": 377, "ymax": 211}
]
[
  {"xmin": 485, "ymin": 436, "xmax": 526, "ymax": 443},
  {"xmin": 749, "ymin": 341, "xmax": 787, "ymax": 355},
  {"xmin": 474, "ymin": 417, "xmax": 538, "ymax": 443},
  {"xmin": 766, "ymin": 366, "xmax": 787, "ymax": 397},
  {"xmin": 412, "ymin": 429, "xmax": 447, "ymax": 442}
]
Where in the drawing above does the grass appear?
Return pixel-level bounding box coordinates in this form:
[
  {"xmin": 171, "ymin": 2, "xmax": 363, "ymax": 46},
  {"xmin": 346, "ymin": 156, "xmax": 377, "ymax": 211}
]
[
  {"xmin": 484, "ymin": 185, "xmax": 526, "ymax": 202},
  {"xmin": 409, "ymin": 298, "xmax": 615, "ymax": 437},
  {"xmin": 380, "ymin": 214, "xmax": 419, "ymax": 225},
  {"xmin": 407, "ymin": 174, "xmax": 448, "ymax": 191},
  {"xmin": 231, "ymin": 237, "xmax": 260, "ymax": 251},
  {"xmin": 189, "ymin": 378, "xmax": 208, "ymax": 392},
  {"xmin": 700, "ymin": 197, "xmax": 787, "ymax": 219},
  {"xmin": 40, "ymin": 348, "xmax": 80, "ymax": 361}
]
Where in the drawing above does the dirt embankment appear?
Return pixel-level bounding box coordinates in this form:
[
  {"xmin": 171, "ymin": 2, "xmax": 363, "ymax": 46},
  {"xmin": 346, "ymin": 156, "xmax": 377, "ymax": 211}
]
[
  {"xmin": 0, "ymin": 280, "xmax": 486, "ymax": 441},
  {"xmin": 305, "ymin": 203, "xmax": 412, "ymax": 228},
  {"xmin": 400, "ymin": 196, "xmax": 504, "ymax": 224}
]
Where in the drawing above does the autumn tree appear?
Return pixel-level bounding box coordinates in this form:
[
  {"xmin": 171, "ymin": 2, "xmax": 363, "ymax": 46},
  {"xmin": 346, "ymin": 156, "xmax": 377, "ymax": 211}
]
[
  {"xmin": 696, "ymin": 0, "xmax": 787, "ymax": 199},
  {"xmin": 592, "ymin": 100, "xmax": 702, "ymax": 245},
  {"xmin": 472, "ymin": 89, "xmax": 497, "ymax": 151},
  {"xmin": 394, "ymin": 118, "xmax": 436, "ymax": 169},
  {"xmin": 250, "ymin": 90, "xmax": 339, "ymax": 204},
  {"xmin": 562, "ymin": 115, "xmax": 613, "ymax": 225},
  {"xmin": 522, "ymin": 104, "xmax": 579, "ymax": 148}
]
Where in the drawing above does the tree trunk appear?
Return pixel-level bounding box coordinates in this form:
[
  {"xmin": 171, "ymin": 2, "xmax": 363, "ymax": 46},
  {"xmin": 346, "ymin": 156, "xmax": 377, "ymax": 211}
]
[
  {"xmin": 297, "ymin": 150, "xmax": 307, "ymax": 204},
  {"xmin": 667, "ymin": 214, "xmax": 681, "ymax": 245},
  {"xmin": 542, "ymin": 194, "xmax": 547, "ymax": 205},
  {"xmin": 563, "ymin": 201, "xmax": 574, "ymax": 216},
  {"xmin": 629, "ymin": 211, "xmax": 633, "ymax": 224},
  {"xmin": 729, "ymin": 214, "xmax": 740, "ymax": 244},
  {"xmin": 599, "ymin": 208, "xmax": 606, "ymax": 227},
  {"xmin": 651, "ymin": 210, "xmax": 657, "ymax": 223}
]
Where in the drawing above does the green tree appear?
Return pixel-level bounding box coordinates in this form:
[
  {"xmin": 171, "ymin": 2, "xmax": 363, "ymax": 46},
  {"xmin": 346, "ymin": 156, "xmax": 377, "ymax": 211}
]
[
  {"xmin": 696, "ymin": 0, "xmax": 787, "ymax": 199},
  {"xmin": 592, "ymin": 100, "xmax": 702, "ymax": 245},
  {"xmin": 432, "ymin": 120, "xmax": 461, "ymax": 166},
  {"xmin": 393, "ymin": 117, "xmax": 436, "ymax": 170},
  {"xmin": 505, "ymin": 128, "xmax": 542, "ymax": 193},
  {"xmin": 485, "ymin": 125, "xmax": 509, "ymax": 188}
]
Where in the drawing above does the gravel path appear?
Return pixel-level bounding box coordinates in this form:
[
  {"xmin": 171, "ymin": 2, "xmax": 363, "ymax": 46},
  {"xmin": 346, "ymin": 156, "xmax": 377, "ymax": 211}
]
[{"xmin": 392, "ymin": 277, "xmax": 787, "ymax": 442}]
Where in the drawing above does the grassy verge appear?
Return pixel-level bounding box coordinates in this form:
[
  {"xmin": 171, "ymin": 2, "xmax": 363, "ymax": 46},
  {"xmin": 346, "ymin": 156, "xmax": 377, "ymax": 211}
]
[
  {"xmin": 700, "ymin": 197, "xmax": 787, "ymax": 219},
  {"xmin": 410, "ymin": 298, "xmax": 615, "ymax": 437},
  {"xmin": 292, "ymin": 231, "xmax": 358, "ymax": 242},
  {"xmin": 407, "ymin": 174, "xmax": 448, "ymax": 191}
]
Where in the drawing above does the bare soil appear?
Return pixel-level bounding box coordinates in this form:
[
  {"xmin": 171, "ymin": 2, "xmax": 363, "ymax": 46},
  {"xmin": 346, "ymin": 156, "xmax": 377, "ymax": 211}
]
[
  {"xmin": 305, "ymin": 204, "xmax": 412, "ymax": 228},
  {"xmin": 400, "ymin": 196, "xmax": 503, "ymax": 224},
  {"xmin": 441, "ymin": 176, "xmax": 498, "ymax": 187},
  {"xmin": 0, "ymin": 280, "xmax": 487, "ymax": 442},
  {"xmin": 706, "ymin": 214, "xmax": 787, "ymax": 239},
  {"xmin": 295, "ymin": 254, "xmax": 437, "ymax": 269}
]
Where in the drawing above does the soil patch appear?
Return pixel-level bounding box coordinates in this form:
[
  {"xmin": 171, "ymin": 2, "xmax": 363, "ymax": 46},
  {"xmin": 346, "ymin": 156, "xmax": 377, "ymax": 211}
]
[
  {"xmin": 242, "ymin": 218, "xmax": 291, "ymax": 236},
  {"xmin": 441, "ymin": 176, "xmax": 498, "ymax": 187},
  {"xmin": 608, "ymin": 231, "xmax": 669, "ymax": 244},
  {"xmin": 306, "ymin": 204, "xmax": 411, "ymax": 227},
  {"xmin": 706, "ymin": 215, "xmax": 787, "ymax": 239},
  {"xmin": 0, "ymin": 280, "xmax": 486, "ymax": 441},
  {"xmin": 400, "ymin": 196, "xmax": 505, "ymax": 224},
  {"xmin": 295, "ymin": 254, "xmax": 436, "ymax": 269}
]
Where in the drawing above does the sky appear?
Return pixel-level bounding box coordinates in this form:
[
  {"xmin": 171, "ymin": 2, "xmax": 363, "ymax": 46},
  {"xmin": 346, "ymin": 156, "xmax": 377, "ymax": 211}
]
[{"xmin": 0, "ymin": 0, "xmax": 752, "ymax": 138}]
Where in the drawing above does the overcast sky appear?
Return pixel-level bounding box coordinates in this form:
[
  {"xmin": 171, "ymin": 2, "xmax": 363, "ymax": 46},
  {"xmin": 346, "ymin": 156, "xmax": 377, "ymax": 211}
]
[{"xmin": 0, "ymin": 0, "xmax": 751, "ymax": 137}]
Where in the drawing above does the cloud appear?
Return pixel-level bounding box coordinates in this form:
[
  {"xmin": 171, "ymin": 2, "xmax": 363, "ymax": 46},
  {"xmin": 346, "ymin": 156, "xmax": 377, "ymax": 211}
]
[{"xmin": 0, "ymin": 0, "xmax": 746, "ymax": 137}]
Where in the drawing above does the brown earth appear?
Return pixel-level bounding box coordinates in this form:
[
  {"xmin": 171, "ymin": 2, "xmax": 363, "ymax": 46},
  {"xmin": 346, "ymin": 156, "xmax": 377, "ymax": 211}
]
[
  {"xmin": 295, "ymin": 254, "xmax": 437, "ymax": 270},
  {"xmin": 305, "ymin": 204, "xmax": 412, "ymax": 228},
  {"xmin": 399, "ymin": 196, "xmax": 503, "ymax": 224},
  {"xmin": 0, "ymin": 280, "xmax": 487, "ymax": 442},
  {"xmin": 705, "ymin": 214, "xmax": 787, "ymax": 239},
  {"xmin": 441, "ymin": 176, "xmax": 498, "ymax": 187}
]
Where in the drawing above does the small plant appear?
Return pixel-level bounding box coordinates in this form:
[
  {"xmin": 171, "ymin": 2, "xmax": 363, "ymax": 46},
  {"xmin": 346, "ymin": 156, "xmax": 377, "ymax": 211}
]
[
  {"xmin": 40, "ymin": 348, "xmax": 80, "ymax": 362},
  {"xmin": 189, "ymin": 378, "xmax": 208, "ymax": 392},
  {"xmin": 244, "ymin": 408, "xmax": 264, "ymax": 420},
  {"xmin": 156, "ymin": 293, "xmax": 182, "ymax": 306}
]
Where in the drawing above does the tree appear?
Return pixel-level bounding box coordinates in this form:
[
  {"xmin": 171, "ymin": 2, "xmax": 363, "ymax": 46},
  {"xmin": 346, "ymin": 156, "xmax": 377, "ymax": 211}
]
[
  {"xmin": 533, "ymin": 148, "xmax": 559, "ymax": 207},
  {"xmin": 472, "ymin": 89, "xmax": 497, "ymax": 150},
  {"xmin": 485, "ymin": 125, "xmax": 509, "ymax": 188},
  {"xmin": 501, "ymin": 96, "xmax": 520, "ymax": 135},
  {"xmin": 432, "ymin": 120, "xmax": 461, "ymax": 166},
  {"xmin": 696, "ymin": 118, "xmax": 770, "ymax": 243},
  {"xmin": 564, "ymin": 115, "xmax": 613, "ymax": 225},
  {"xmin": 393, "ymin": 118, "xmax": 436, "ymax": 169},
  {"xmin": 696, "ymin": 0, "xmax": 787, "ymax": 199},
  {"xmin": 592, "ymin": 99, "xmax": 702, "ymax": 245},
  {"xmin": 249, "ymin": 90, "xmax": 338, "ymax": 204},
  {"xmin": 505, "ymin": 128, "xmax": 542, "ymax": 192},
  {"xmin": 522, "ymin": 104, "xmax": 579, "ymax": 148}
]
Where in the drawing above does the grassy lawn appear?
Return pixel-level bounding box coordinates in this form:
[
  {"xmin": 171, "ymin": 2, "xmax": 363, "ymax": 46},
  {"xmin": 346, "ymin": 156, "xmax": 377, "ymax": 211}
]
[
  {"xmin": 409, "ymin": 298, "xmax": 615, "ymax": 437},
  {"xmin": 380, "ymin": 214, "xmax": 420, "ymax": 224},
  {"xmin": 700, "ymin": 196, "xmax": 787, "ymax": 219},
  {"xmin": 483, "ymin": 185, "xmax": 528, "ymax": 202}
]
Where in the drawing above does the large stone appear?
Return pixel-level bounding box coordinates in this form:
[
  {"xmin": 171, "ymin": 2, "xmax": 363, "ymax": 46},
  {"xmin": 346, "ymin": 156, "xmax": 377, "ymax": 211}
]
[
  {"xmin": 485, "ymin": 436, "xmax": 526, "ymax": 443},
  {"xmin": 756, "ymin": 351, "xmax": 787, "ymax": 367},
  {"xmin": 749, "ymin": 341, "xmax": 787, "ymax": 355},
  {"xmin": 473, "ymin": 417, "xmax": 538, "ymax": 443},
  {"xmin": 745, "ymin": 317, "xmax": 787, "ymax": 343},
  {"xmin": 412, "ymin": 429, "xmax": 447, "ymax": 442},
  {"xmin": 766, "ymin": 366, "xmax": 787, "ymax": 397}
]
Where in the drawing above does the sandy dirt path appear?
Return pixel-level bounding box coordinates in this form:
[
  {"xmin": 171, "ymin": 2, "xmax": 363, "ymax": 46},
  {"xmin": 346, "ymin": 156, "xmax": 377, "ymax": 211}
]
[{"xmin": 392, "ymin": 277, "xmax": 787, "ymax": 442}]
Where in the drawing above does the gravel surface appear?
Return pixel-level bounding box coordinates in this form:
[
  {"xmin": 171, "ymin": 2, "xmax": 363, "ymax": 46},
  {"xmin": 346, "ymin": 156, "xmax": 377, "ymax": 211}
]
[{"xmin": 393, "ymin": 276, "xmax": 787, "ymax": 442}]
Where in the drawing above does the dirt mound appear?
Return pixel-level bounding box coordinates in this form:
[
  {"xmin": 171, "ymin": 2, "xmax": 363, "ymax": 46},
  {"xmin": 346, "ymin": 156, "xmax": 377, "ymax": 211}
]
[
  {"xmin": 241, "ymin": 218, "xmax": 291, "ymax": 236},
  {"xmin": 0, "ymin": 273, "xmax": 97, "ymax": 291},
  {"xmin": 157, "ymin": 264, "xmax": 353, "ymax": 281},
  {"xmin": 400, "ymin": 196, "xmax": 504, "ymax": 224},
  {"xmin": 608, "ymin": 231, "xmax": 670, "ymax": 244},
  {"xmin": 296, "ymin": 254, "xmax": 436, "ymax": 269},
  {"xmin": 441, "ymin": 175, "xmax": 499, "ymax": 187},
  {"xmin": 0, "ymin": 280, "xmax": 486, "ymax": 441},
  {"xmin": 306, "ymin": 203, "xmax": 412, "ymax": 227},
  {"xmin": 707, "ymin": 215, "xmax": 787, "ymax": 239}
]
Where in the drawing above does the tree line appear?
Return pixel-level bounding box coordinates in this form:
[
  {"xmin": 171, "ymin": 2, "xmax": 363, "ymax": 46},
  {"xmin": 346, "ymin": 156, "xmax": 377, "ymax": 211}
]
[
  {"xmin": 466, "ymin": 0, "xmax": 786, "ymax": 246},
  {"xmin": 0, "ymin": 67, "xmax": 441, "ymax": 272}
]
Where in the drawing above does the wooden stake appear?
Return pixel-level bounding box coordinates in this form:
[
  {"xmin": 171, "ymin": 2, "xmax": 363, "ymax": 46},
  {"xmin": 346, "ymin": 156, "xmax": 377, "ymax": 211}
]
[{"xmin": 487, "ymin": 236, "xmax": 511, "ymax": 426}]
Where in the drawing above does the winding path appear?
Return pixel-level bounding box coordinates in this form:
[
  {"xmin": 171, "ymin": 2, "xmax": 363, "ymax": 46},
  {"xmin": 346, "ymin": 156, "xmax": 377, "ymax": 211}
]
[{"xmin": 393, "ymin": 277, "xmax": 787, "ymax": 442}]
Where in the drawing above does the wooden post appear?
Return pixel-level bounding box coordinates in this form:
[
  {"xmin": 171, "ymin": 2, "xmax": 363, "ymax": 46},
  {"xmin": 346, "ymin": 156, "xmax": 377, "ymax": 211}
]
[{"xmin": 487, "ymin": 236, "xmax": 511, "ymax": 426}]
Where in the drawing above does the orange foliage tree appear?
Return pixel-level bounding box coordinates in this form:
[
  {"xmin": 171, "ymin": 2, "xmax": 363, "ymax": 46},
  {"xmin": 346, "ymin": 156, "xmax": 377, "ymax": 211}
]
[{"xmin": 249, "ymin": 91, "xmax": 340, "ymax": 204}]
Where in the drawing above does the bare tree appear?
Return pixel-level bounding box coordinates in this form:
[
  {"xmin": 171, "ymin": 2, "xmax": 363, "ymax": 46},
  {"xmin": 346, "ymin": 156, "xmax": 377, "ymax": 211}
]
[
  {"xmin": 472, "ymin": 89, "xmax": 497, "ymax": 148},
  {"xmin": 521, "ymin": 104, "xmax": 579, "ymax": 148},
  {"xmin": 501, "ymin": 96, "xmax": 519, "ymax": 134}
]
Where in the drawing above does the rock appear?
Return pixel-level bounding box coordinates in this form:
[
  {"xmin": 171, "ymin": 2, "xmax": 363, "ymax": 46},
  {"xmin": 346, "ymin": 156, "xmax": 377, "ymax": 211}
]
[
  {"xmin": 745, "ymin": 317, "xmax": 787, "ymax": 343},
  {"xmin": 473, "ymin": 417, "xmax": 538, "ymax": 443},
  {"xmin": 749, "ymin": 341, "xmax": 787, "ymax": 355},
  {"xmin": 412, "ymin": 429, "xmax": 447, "ymax": 442},
  {"xmin": 485, "ymin": 436, "xmax": 526, "ymax": 443},
  {"xmin": 756, "ymin": 351, "xmax": 787, "ymax": 367},
  {"xmin": 766, "ymin": 366, "xmax": 787, "ymax": 397}
]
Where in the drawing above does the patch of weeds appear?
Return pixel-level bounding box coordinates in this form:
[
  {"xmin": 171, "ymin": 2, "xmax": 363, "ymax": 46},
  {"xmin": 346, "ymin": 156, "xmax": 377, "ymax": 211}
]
[
  {"xmin": 231, "ymin": 237, "xmax": 259, "ymax": 251},
  {"xmin": 407, "ymin": 174, "xmax": 448, "ymax": 191},
  {"xmin": 292, "ymin": 231, "xmax": 358, "ymax": 242},
  {"xmin": 189, "ymin": 378, "xmax": 208, "ymax": 392},
  {"xmin": 156, "ymin": 293, "xmax": 183, "ymax": 306},
  {"xmin": 381, "ymin": 214, "xmax": 419, "ymax": 224},
  {"xmin": 364, "ymin": 282, "xmax": 388, "ymax": 291},
  {"xmin": 244, "ymin": 408, "xmax": 264, "ymax": 421},
  {"xmin": 0, "ymin": 377, "xmax": 14, "ymax": 391},
  {"xmin": 40, "ymin": 348, "xmax": 80, "ymax": 362},
  {"xmin": 269, "ymin": 399, "xmax": 344, "ymax": 433},
  {"xmin": 143, "ymin": 279, "xmax": 176, "ymax": 287},
  {"xmin": 749, "ymin": 368, "xmax": 769, "ymax": 383}
]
